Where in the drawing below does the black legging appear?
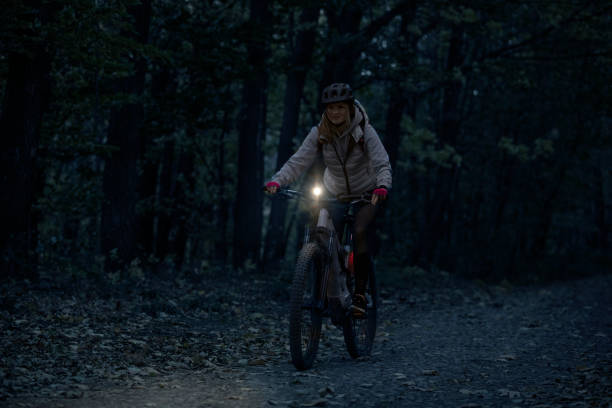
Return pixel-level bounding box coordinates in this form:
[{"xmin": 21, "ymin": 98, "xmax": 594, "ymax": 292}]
[
  {"xmin": 328, "ymin": 201, "xmax": 382, "ymax": 296},
  {"xmin": 329, "ymin": 201, "xmax": 382, "ymax": 256}
]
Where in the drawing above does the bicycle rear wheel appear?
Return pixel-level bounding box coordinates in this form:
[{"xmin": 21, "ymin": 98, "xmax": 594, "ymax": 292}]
[
  {"xmin": 343, "ymin": 262, "xmax": 378, "ymax": 358},
  {"xmin": 289, "ymin": 242, "xmax": 324, "ymax": 370}
]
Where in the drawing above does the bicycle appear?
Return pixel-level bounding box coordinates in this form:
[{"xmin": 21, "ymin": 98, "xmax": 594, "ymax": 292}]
[{"xmin": 267, "ymin": 187, "xmax": 379, "ymax": 370}]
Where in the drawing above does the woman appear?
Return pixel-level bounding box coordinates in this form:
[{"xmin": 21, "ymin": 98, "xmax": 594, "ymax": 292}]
[{"xmin": 265, "ymin": 83, "xmax": 392, "ymax": 317}]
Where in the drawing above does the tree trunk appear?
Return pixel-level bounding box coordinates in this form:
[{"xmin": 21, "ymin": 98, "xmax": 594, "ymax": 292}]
[
  {"xmin": 214, "ymin": 110, "xmax": 230, "ymax": 263},
  {"xmin": 100, "ymin": 0, "xmax": 152, "ymax": 271},
  {"xmin": 530, "ymin": 168, "xmax": 565, "ymax": 258},
  {"xmin": 320, "ymin": 1, "xmax": 414, "ymax": 89},
  {"xmin": 233, "ymin": 0, "xmax": 271, "ymax": 269},
  {"xmin": 384, "ymin": 7, "xmax": 417, "ymax": 172},
  {"xmin": 0, "ymin": 0, "xmax": 56, "ymax": 280},
  {"xmin": 138, "ymin": 153, "xmax": 157, "ymax": 256},
  {"xmin": 173, "ymin": 150, "xmax": 194, "ymax": 268},
  {"xmin": 384, "ymin": 87, "xmax": 409, "ymax": 173},
  {"xmin": 594, "ymin": 162, "xmax": 609, "ymax": 250},
  {"xmin": 139, "ymin": 68, "xmax": 171, "ymax": 256},
  {"xmin": 263, "ymin": 6, "xmax": 318, "ymax": 267},
  {"xmin": 0, "ymin": 48, "xmax": 51, "ymax": 280},
  {"xmin": 320, "ymin": 4, "xmax": 363, "ymax": 87},
  {"xmin": 154, "ymin": 139, "xmax": 177, "ymax": 260},
  {"xmin": 412, "ymin": 27, "xmax": 464, "ymax": 266}
]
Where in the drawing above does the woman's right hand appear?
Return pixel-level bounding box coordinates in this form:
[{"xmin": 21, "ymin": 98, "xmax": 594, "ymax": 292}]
[{"xmin": 265, "ymin": 181, "xmax": 280, "ymax": 194}]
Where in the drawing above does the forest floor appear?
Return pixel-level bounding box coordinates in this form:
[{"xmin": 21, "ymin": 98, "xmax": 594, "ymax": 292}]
[{"xmin": 1, "ymin": 265, "xmax": 611, "ymax": 408}]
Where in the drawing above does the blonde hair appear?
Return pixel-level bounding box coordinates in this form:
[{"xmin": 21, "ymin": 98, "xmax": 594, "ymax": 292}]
[{"xmin": 318, "ymin": 102, "xmax": 355, "ymax": 143}]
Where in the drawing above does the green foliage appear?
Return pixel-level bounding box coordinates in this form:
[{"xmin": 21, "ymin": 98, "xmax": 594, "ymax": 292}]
[
  {"xmin": 498, "ymin": 137, "xmax": 554, "ymax": 162},
  {"xmin": 398, "ymin": 117, "xmax": 462, "ymax": 172}
]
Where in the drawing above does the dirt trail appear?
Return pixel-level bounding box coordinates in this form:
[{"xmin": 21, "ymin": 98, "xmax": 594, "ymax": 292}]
[{"xmin": 3, "ymin": 273, "xmax": 611, "ymax": 408}]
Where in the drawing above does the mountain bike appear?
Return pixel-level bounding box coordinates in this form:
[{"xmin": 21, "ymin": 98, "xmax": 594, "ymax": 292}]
[{"xmin": 268, "ymin": 187, "xmax": 378, "ymax": 370}]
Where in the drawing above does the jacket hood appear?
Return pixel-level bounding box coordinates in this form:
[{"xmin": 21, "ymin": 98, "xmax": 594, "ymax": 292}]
[
  {"xmin": 350, "ymin": 100, "xmax": 369, "ymax": 142},
  {"xmin": 319, "ymin": 100, "xmax": 369, "ymax": 143}
]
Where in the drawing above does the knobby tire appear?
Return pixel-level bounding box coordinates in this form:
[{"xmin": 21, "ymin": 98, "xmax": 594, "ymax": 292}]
[
  {"xmin": 343, "ymin": 262, "xmax": 378, "ymax": 358},
  {"xmin": 289, "ymin": 243, "xmax": 324, "ymax": 370}
]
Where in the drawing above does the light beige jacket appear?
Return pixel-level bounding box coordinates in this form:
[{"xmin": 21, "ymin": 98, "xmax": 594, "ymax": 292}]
[{"xmin": 272, "ymin": 101, "xmax": 392, "ymax": 196}]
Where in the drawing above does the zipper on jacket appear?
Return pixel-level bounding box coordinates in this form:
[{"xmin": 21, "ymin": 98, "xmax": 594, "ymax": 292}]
[{"xmin": 330, "ymin": 137, "xmax": 356, "ymax": 195}]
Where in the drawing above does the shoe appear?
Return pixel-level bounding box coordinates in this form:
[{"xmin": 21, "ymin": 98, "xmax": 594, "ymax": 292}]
[{"xmin": 351, "ymin": 294, "xmax": 367, "ymax": 318}]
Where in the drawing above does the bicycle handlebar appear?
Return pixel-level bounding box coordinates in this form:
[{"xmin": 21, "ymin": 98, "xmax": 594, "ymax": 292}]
[{"xmin": 264, "ymin": 187, "xmax": 371, "ymax": 205}]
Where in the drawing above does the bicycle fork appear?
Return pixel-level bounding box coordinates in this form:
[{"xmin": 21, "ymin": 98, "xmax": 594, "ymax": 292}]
[
  {"xmin": 318, "ymin": 230, "xmax": 336, "ymax": 305},
  {"xmin": 315, "ymin": 208, "xmax": 351, "ymax": 324}
]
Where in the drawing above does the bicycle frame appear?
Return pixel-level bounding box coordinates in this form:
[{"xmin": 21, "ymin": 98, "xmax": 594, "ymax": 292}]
[{"xmin": 314, "ymin": 207, "xmax": 351, "ymax": 324}]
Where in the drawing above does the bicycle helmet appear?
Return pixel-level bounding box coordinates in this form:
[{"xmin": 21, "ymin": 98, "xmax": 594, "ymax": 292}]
[{"xmin": 321, "ymin": 83, "xmax": 354, "ymax": 104}]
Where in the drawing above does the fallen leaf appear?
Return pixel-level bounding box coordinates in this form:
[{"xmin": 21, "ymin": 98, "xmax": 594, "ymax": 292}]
[
  {"xmin": 142, "ymin": 367, "xmax": 160, "ymax": 376},
  {"xmin": 576, "ymin": 366, "xmax": 595, "ymax": 372}
]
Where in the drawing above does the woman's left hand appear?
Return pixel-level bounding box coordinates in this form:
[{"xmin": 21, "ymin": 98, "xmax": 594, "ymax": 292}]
[{"xmin": 371, "ymin": 187, "xmax": 388, "ymax": 205}]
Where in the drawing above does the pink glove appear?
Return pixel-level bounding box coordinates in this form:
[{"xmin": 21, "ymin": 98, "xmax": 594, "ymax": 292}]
[
  {"xmin": 373, "ymin": 187, "xmax": 388, "ymax": 199},
  {"xmin": 265, "ymin": 181, "xmax": 280, "ymax": 193}
]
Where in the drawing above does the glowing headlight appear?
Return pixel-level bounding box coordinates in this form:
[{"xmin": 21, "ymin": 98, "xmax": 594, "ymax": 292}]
[{"xmin": 312, "ymin": 186, "xmax": 322, "ymax": 197}]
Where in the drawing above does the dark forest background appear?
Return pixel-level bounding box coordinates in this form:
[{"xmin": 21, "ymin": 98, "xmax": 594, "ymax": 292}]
[{"xmin": 1, "ymin": 0, "xmax": 611, "ymax": 286}]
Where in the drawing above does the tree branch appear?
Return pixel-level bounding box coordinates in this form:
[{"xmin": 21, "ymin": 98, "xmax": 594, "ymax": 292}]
[
  {"xmin": 479, "ymin": 3, "xmax": 592, "ymax": 62},
  {"xmin": 361, "ymin": 0, "xmax": 417, "ymax": 42},
  {"xmin": 502, "ymin": 50, "xmax": 612, "ymax": 61}
]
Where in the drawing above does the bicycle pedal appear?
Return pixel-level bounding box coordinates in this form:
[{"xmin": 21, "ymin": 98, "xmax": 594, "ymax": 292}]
[{"xmin": 349, "ymin": 305, "xmax": 367, "ymax": 319}]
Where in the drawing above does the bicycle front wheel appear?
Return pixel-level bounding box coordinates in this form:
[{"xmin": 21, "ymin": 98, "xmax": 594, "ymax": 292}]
[
  {"xmin": 343, "ymin": 261, "xmax": 378, "ymax": 358},
  {"xmin": 289, "ymin": 242, "xmax": 324, "ymax": 370}
]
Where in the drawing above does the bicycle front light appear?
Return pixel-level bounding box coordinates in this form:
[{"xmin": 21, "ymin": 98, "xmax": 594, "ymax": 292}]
[{"xmin": 312, "ymin": 186, "xmax": 322, "ymax": 197}]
